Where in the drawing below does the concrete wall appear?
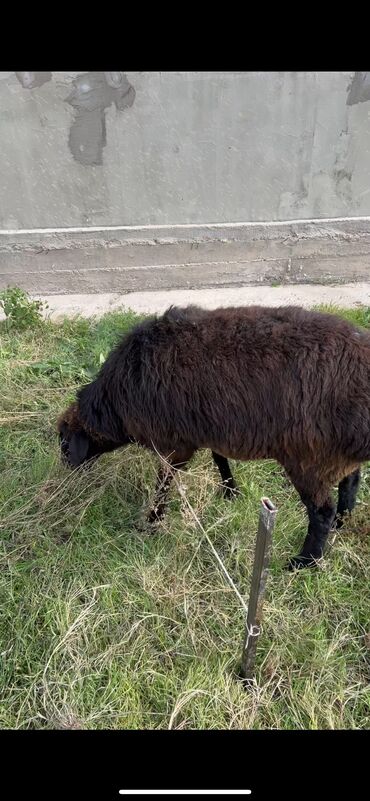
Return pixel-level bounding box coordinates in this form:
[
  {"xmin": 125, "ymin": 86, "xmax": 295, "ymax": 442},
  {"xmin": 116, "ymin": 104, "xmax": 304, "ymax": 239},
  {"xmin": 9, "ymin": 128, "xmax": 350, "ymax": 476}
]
[{"xmin": 1, "ymin": 71, "xmax": 370, "ymax": 294}]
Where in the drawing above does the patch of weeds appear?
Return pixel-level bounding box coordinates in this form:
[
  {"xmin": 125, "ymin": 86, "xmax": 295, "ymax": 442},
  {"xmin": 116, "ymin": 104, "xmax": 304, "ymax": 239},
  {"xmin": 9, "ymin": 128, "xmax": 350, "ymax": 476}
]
[{"xmin": 0, "ymin": 286, "xmax": 48, "ymax": 332}]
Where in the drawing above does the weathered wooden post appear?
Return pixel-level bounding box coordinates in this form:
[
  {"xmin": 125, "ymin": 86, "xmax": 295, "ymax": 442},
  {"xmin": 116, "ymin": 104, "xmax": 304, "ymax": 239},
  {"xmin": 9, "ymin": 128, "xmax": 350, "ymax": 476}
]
[{"xmin": 240, "ymin": 497, "xmax": 277, "ymax": 683}]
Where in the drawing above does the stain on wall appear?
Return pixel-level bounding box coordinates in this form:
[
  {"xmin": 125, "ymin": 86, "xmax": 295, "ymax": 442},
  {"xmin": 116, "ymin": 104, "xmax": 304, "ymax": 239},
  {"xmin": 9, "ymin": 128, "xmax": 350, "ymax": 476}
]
[
  {"xmin": 65, "ymin": 72, "xmax": 135, "ymax": 166},
  {"xmin": 347, "ymin": 72, "xmax": 370, "ymax": 106},
  {"xmin": 15, "ymin": 72, "xmax": 52, "ymax": 89},
  {"xmin": 15, "ymin": 71, "xmax": 135, "ymax": 167}
]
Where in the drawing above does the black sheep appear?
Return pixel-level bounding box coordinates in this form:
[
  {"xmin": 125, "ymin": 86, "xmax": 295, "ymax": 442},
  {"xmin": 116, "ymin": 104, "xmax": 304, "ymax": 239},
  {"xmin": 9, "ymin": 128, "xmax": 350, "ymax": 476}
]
[{"xmin": 58, "ymin": 305, "xmax": 368, "ymax": 569}]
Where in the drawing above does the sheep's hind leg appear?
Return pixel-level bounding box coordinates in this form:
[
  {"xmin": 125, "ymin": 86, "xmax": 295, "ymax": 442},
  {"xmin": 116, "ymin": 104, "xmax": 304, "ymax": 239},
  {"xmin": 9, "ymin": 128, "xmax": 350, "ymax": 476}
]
[
  {"xmin": 335, "ymin": 468, "xmax": 361, "ymax": 529},
  {"xmin": 147, "ymin": 447, "xmax": 195, "ymax": 526},
  {"xmin": 211, "ymin": 452, "xmax": 241, "ymax": 499},
  {"xmin": 285, "ymin": 469, "xmax": 336, "ymax": 570},
  {"xmin": 288, "ymin": 488, "xmax": 335, "ymax": 570},
  {"xmin": 288, "ymin": 495, "xmax": 336, "ymax": 570}
]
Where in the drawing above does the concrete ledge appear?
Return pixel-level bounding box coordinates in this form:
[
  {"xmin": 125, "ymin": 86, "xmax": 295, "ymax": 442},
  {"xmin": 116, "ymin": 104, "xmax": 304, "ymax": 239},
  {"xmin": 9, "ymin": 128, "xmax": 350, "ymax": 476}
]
[
  {"xmin": 8, "ymin": 283, "xmax": 370, "ymax": 321},
  {"xmin": 1, "ymin": 217, "xmax": 370, "ymax": 294}
]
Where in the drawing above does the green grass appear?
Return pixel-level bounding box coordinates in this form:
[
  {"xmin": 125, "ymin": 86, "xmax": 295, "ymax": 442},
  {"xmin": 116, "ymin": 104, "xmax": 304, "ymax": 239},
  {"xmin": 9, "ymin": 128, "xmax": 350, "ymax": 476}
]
[{"xmin": 1, "ymin": 305, "xmax": 370, "ymax": 730}]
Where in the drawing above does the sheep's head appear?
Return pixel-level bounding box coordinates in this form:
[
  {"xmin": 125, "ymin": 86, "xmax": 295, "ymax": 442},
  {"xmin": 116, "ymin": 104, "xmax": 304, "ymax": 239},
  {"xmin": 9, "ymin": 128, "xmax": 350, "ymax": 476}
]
[{"xmin": 57, "ymin": 403, "xmax": 112, "ymax": 468}]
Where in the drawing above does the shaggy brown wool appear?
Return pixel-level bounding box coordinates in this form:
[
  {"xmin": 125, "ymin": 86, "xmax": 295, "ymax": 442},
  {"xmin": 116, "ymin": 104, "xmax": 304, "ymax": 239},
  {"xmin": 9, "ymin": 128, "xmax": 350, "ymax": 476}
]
[{"xmin": 58, "ymin": 305, "xmax": 369, "ymax": 568}]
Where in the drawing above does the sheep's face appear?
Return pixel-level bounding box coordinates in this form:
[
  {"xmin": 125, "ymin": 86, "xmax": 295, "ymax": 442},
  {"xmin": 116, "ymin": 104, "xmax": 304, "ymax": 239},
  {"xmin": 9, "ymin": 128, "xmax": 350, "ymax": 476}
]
[
  {"xmin": 58, "ymin": 419, "xmax": 105, "ymax": 468},
  {"xmin": 57, "ymin": 402, "xmax": 129, "ymax": 468}
]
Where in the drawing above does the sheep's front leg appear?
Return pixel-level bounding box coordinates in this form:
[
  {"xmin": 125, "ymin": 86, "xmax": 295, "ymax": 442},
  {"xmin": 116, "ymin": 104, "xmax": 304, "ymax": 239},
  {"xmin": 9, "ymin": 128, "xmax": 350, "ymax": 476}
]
[
  {"xmin": 211, "ymin": 451, "xmax": 240, "ymax": 499},
  {"xmin": 147, "ymin": 447, "xmax": 195, "ymax": 525},
  {"xmin": 336, "ymin": 468, "xmax": 361, "ymax": 528},
  {"xmin": 147, "ymin": 466, "xmax": 175, "ymax": 524}
]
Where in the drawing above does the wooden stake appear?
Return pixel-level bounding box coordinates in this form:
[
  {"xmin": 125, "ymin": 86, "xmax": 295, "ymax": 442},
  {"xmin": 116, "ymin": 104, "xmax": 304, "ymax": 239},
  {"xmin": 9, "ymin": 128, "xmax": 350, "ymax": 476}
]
[{"xmin": 240, "ymin": 497, "xmax": 277, "ymax": 683}]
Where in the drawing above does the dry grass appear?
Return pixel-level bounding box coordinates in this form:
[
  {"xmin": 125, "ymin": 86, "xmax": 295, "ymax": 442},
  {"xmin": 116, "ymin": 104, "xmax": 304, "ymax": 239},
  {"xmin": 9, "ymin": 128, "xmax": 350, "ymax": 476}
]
[{"xmin": 0, "ymin": 306, "xmax": 370, "ymax": 729}]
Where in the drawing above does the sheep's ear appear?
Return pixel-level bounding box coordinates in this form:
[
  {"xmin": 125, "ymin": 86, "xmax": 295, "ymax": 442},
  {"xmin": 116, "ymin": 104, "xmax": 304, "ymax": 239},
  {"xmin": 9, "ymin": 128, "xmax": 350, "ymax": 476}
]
[
  {"xmin": 69, "ymin": 431, "xmax": 90, "ymax": 466},
  {"xmin": 59, "ymin": 421, "xmax": 68, "ymax": 438}
]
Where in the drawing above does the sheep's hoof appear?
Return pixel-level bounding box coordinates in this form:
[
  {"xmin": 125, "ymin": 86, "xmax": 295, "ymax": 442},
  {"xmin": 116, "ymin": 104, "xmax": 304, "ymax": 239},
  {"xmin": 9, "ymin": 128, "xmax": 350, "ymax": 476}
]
[
  {"xmin": 146, "ymin": 508, "xmax": 165, "ymax": 526},
  {"xmin": 287, "ymin": 554, "xmax": 319, "ymax": 571},
  {"xmin": 221, "ymin": 483, "xmax": 241, "ymax": 501},
  {"xmin": 135, "ymin": 511, "xmax": 163, "ymax": 534}
]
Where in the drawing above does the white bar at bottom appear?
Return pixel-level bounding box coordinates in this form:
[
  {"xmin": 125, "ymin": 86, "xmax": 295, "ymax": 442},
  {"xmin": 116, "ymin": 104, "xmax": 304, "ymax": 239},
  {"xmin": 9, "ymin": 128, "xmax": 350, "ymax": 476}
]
[{"xmin": 118, "ymin": 792, "xmax": 252, "ymax": 796}]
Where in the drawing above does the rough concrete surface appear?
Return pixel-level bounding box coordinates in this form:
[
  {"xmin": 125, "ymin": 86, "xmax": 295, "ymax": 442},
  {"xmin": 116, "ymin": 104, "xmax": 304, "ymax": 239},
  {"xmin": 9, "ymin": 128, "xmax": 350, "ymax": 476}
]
[
  {"xmin": 1, "ymin": 72, "xmax": 370, "ymax": 229},
  {"xmin": 7, "ymin": 283, "xmax": 370, "ymax": 322},
  {"xmin": 1, "ymin": 218, "xmax": 370, "ymax": 295},
  {"xmin": 1, "ymin": 71, "xmax": 370, "ymax": 298}
]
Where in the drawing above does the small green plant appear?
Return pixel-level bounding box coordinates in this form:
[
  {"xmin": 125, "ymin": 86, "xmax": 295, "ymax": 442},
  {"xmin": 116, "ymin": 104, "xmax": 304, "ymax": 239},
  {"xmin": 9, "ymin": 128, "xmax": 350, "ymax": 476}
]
[{"xmin": 0, "ymin": 286, "xmax": 47, "ymax": 331}]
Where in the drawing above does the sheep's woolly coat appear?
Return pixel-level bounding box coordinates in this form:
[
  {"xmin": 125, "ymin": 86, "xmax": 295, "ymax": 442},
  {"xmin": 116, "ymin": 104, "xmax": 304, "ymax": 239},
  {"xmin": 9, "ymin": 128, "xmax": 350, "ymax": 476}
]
[{"xmin": 58, "ymin": 305, "xmax": 369, "ymax": 567}]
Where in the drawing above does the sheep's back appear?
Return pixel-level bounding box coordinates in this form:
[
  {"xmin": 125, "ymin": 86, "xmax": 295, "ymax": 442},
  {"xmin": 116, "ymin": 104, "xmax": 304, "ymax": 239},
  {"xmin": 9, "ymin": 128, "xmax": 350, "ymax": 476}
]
[{"xmin": 105, "ymin": 306, "xmax": 370, "ymax": 461}]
